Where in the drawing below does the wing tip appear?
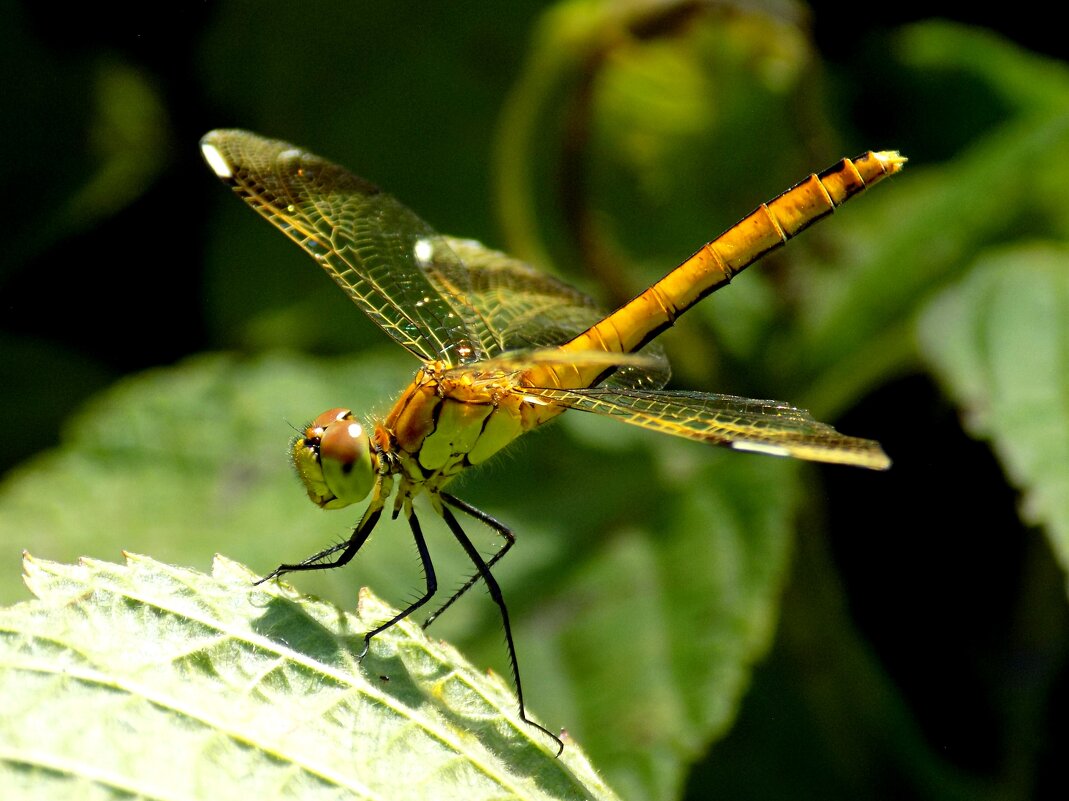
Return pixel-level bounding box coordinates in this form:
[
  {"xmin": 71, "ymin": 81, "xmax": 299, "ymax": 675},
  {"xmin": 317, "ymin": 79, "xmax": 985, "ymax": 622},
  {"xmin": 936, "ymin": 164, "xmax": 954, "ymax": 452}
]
[
  {"xmin": 729, "ymin": 439, "xmax": 892, "ymax": 470},
  {"xmin": 200, "ymin": 139, "xmax": 233, "ymax": 179}
]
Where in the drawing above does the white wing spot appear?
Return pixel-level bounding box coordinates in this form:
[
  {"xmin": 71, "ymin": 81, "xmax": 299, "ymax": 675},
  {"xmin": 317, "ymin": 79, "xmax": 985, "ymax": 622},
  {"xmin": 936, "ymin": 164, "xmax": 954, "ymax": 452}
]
[
  {"xmin": 200, "ymin": 143, "xmax": 232, "ymax": 178},
  {"xmin": 731, "ymin": 442, "xmax": 791, "ymax": 457},
  {"xmin": 414, "ymin": 238, "xmax": 434, "ymax": 266}
]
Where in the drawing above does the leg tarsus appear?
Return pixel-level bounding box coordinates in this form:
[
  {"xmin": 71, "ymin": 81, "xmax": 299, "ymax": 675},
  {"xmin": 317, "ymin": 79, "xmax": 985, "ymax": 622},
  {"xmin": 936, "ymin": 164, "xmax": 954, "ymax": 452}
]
[
  {"xmin": 438, "ymin": 503, "xmax": 563, "ymax": 757},
  {"xmin": 255, "ymin": 507, "xmax": 382, "ymax": 585},
  {"xmin": 359, "ymin": 510, "xmax": 437, "ymax": 660}
]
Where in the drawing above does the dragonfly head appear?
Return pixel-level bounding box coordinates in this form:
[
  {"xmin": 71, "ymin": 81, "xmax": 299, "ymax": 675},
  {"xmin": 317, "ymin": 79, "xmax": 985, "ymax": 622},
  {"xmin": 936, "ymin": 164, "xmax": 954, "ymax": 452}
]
[{"xmin": 291, "ymin": 408, "xmax": 375, "ymax": 509}]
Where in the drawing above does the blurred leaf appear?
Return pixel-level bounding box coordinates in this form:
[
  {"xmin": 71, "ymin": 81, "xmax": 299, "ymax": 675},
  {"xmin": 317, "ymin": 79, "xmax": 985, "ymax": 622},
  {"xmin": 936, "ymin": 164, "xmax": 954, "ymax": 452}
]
[
  {"xmin": 586, "ymin": 11, "xmax": 814, "ymax": 262},
  {"xmin": 2, "ymin": 15, "xmax": 168, "ymax": 272},
  {"xmin": 61, "ymin": 59, "xmax": 170, "ymax": 233},
  {"xmin": 521, "ymin": 451, "xmax": 799, "ymax": 801},
  {"xmin": 692, "ymin": 523, "xmax": 997, "ymax": 801},
  {"xmin": 896, "ymin": 21, "xmax": 1069, "ymax": 119},
  {"xmin": 918, "ymin": 244, "xmax": 1069, "ymax": 579},
  {"xmin": 0, "ymin": 352, "xmax": 411, "ymax": 606},
  {"xmin": 0, "ymin": 349, "xmax": 799, "ymax": 801},
  {"xmin": 0, "ymin": 553, "xmax": 615, "ymax": 801},
  {"xmin": 791, "ymin": 29, "xmax": 1069, "ymax": 415},
  {"xmin": 496, "ymin": 0, "xmax": 815, "ymax": 295}
]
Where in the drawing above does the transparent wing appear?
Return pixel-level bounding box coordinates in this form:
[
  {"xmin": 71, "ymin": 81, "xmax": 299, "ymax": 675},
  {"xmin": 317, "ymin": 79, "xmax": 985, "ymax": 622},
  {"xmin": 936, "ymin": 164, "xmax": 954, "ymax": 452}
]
[
  {"xmin": 444, "ymin": 237, "xmax": 670, "ymax": 390},
  {"xmin": 522, "ymin": 387, "xmax": 891, "ymax": 469},
  {"xmin": 201, "ymin": 129, "xmax": 490, "ymax": 365}
]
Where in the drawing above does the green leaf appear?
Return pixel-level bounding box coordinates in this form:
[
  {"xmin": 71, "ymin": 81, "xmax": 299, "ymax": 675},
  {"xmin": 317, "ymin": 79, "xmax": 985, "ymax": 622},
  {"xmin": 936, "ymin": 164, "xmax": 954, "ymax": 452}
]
[
  {"xmin": 895, "ymin": 20, "xmax": 1069, "ymax": 118},
  {"xmin": 0, "ymin": 553, "xmax": 617, "ymax": 801},
  {"xmin": 917, "ymin": 243, "xmax": 1069, "ymax": 579}
]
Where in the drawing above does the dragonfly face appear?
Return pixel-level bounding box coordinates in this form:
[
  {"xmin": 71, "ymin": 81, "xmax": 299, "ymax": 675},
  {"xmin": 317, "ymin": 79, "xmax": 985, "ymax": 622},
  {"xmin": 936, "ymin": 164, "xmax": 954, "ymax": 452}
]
[
  {"xmin": 201, "ymin": 129, "xmax": 903, "ymax": 755},
  {"xmin": 291, "ymin": 408, "xmax": 376, "ymax": 509}
]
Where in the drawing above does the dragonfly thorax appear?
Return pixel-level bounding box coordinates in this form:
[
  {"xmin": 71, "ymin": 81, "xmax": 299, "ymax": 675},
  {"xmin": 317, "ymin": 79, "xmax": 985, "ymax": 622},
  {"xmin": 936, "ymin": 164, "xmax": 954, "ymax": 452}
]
[{"xmin": 292, "ymin": 408, "xmax": 376, "ymax": 509}]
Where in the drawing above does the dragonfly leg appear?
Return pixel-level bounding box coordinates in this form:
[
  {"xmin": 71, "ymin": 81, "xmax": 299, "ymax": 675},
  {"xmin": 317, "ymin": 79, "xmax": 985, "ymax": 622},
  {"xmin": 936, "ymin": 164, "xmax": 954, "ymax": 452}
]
[
  {"xmin": 422, "ymin": 492, "xmax": 516, "ymax": 630},
  {"xmin": 438, "ymin": 503, "xmax": 563, "ymax": 756},
  {"xmin": 358, "ymin": 510, "xmax": 438, "ymax": 659},
  {"xmin": 255, "ymin": 504, "xmax": 382, "ymax": 584}
]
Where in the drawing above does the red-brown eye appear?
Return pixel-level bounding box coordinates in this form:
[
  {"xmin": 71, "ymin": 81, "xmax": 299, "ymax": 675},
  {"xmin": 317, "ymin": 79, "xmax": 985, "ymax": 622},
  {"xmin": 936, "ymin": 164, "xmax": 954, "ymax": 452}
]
[{"xmin": 291, "ymin": 408, "xmax": 374, "ymax": 509}]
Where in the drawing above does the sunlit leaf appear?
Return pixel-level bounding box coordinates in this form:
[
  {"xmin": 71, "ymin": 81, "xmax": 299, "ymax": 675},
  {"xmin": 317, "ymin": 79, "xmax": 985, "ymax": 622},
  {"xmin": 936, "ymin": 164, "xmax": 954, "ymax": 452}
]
[{"xmin": 0, "ymin": 553, "xmax": 617, "ymax": 801}]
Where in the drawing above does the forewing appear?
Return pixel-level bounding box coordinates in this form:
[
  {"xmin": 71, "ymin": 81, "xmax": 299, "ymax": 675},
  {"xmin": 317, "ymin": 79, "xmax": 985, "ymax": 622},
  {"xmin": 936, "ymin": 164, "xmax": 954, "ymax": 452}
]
[
  {"xmin": 445, "ymin": 237, "xmax": 670, "ymax": 390},
  {"xmin": 524, "ymin": 387, "xmax": 891, "ymax": 469},
  {"xmin": 201, "ymin": 130, "xmax": 488, "ymax": 365}
]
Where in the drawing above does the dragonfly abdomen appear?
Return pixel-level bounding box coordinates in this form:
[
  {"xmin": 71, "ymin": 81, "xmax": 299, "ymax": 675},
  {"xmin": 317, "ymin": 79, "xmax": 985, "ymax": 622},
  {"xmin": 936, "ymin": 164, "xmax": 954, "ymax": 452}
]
[{"xmin": 551, "ymin": 151, "xmax": 905, "ymax": 389}]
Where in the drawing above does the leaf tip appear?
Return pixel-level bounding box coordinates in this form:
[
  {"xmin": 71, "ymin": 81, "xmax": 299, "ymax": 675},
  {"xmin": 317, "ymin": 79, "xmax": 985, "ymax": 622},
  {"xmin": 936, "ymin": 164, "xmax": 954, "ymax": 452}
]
[{"xmin": 212, "ymin": 553, "xmax": 261, "ymax": 584}]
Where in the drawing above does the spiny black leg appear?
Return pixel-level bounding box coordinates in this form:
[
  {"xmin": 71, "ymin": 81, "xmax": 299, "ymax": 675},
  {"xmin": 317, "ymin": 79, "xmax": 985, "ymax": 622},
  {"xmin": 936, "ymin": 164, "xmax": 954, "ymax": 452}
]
[
  {"xmin": 358, "ymin": 509, "xmax": 437, "ymax": 659},
  {"xmin": 438, "ymin": 504, "xmax": 563, "ymax": 757},
  {"xmin": 422, "ymin": 492, "xmax": 516, "ymax": 630},
  {"xmin": 255, "ymin": 506, "xmax": 382, "ymax": 585}
]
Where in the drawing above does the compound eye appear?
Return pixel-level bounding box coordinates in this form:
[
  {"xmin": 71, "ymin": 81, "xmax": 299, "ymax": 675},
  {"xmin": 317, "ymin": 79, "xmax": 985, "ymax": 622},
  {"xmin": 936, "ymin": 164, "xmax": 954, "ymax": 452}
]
[
  {"xmin": 306, "ymin": 408, "xmax": 353, "ymax": 439},
  {"xmin": 291, "ymin": 409, "xmax": 374, "ymax": 509}
]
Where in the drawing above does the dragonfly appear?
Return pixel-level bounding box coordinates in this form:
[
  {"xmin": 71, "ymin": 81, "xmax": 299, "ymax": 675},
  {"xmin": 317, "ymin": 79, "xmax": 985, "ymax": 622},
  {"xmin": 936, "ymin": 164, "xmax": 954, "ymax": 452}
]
[{"xmin": 200, "ymin": 129, "xmax": 903, "ymax": 754}]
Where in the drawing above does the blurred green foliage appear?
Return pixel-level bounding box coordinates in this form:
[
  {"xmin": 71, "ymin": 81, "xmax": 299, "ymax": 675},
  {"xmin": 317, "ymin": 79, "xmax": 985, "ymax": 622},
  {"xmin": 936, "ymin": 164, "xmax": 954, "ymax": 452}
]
[{"xmin": 2, "ymin": 2, "xmax": 1067, "ymax": 800}]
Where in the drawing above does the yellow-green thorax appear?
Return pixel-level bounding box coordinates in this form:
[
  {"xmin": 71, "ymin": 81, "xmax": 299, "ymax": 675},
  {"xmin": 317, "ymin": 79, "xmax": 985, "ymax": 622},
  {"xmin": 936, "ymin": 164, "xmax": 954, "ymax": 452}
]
[{"xmin": 380, "ymin": 362, "xmax": 562, "ymax": 491}]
